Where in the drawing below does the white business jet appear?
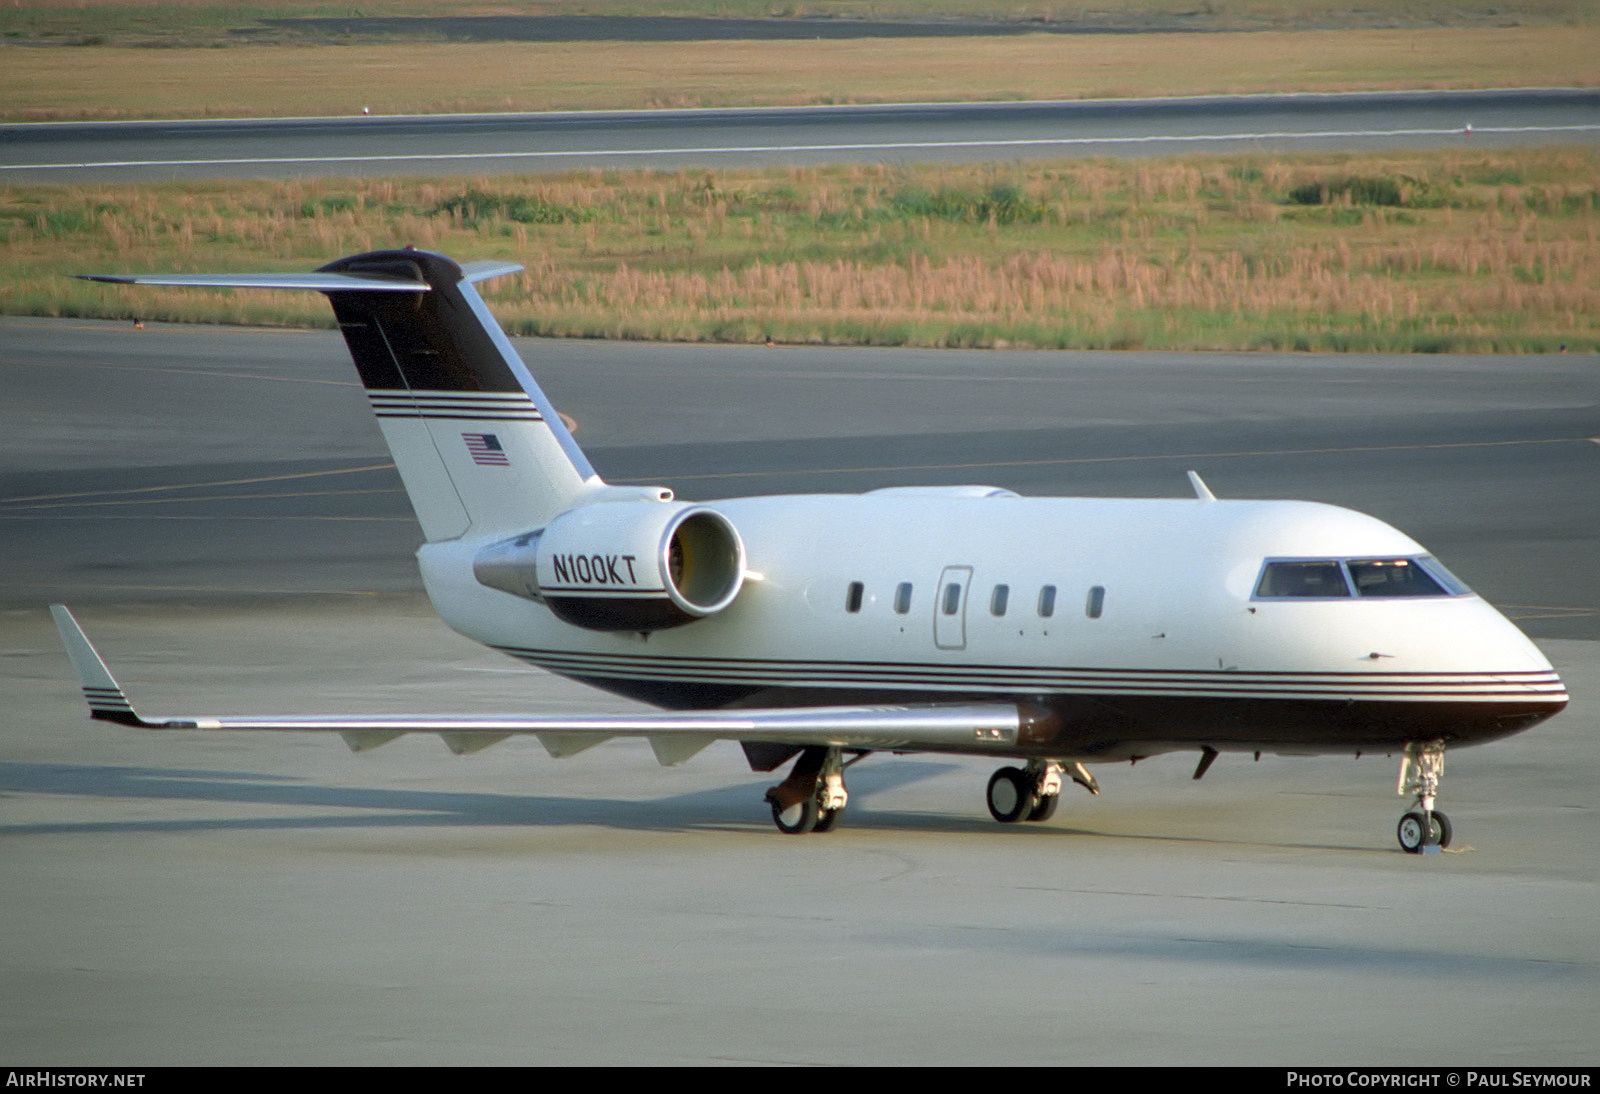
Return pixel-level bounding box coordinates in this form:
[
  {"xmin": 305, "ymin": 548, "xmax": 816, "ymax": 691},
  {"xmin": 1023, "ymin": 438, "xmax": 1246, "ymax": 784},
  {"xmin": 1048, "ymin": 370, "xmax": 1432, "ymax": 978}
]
[{"xmin": 55, "ymin": 249, "xmax": 1567, "ymax": 851}]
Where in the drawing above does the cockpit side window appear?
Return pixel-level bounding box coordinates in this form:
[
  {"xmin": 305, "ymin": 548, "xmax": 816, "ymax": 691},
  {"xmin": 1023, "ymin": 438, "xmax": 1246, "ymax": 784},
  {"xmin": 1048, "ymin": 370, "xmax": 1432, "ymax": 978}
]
[
  {"xmin": 1415, "ymin": 555, "xmax": 1473, "ymax": 596},
  {"xmin": 1255, "ymin": 560, "xmax": 1351, "ymax": 599}
]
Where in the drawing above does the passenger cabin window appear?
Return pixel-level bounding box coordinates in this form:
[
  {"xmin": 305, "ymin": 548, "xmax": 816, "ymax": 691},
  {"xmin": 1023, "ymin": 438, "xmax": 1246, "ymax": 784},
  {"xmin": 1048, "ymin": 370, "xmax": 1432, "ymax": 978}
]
[
  {"xmin": 942, "ymin": 582, "xmax": 962, "ymax": 616},
  {"xmin": 990, "ymin": 584, "xmax": 1010, "ymax": 616},
  {"xmin": 1086, "ymin": 585, "xmax": 1105, "ymax": 619},
  {"xmin": 1037, "ymin": 585, "xmax": 1057, "ymax": 618},
  {"xmin": 893, "ymin": 582, "xmax": 913, "ymax": 614},
  {"xmin": 846, "ymin": 581, "xmax": 864, "ymax": 613}
]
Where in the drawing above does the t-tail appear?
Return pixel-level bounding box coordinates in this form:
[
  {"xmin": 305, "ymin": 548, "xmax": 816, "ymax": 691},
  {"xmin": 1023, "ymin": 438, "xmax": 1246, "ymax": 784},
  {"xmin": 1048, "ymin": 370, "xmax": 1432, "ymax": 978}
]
[{"xmin": 81, "ymin": 249, "xmax": 598, "ymax": 540}]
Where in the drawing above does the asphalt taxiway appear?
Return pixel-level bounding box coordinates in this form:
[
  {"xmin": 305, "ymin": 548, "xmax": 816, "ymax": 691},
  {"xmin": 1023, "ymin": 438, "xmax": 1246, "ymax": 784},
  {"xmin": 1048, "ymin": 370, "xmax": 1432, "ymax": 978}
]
[
  {"xmin": 2, "ymin": 319, "xmax": 1597, "ymax": 1064},
  {"xmin": 5, "ymin": 89, "xmax": 1597, "ymax": 182}
]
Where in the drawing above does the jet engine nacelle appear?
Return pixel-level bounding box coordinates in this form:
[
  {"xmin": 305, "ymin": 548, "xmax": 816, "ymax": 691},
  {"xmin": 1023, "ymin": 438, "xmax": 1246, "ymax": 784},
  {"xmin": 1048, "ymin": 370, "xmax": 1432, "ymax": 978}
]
[{"xmin": 473, "ymin": 502, "xmax": 746, "ymax": 631}]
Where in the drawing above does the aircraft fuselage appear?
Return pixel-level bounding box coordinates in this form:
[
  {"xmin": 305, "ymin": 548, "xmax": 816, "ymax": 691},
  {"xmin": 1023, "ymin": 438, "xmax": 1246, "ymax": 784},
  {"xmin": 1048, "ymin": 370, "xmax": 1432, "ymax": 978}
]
[{"xmin": 418, "ymin": 490, "xmax": 1565, "ymax": 762}]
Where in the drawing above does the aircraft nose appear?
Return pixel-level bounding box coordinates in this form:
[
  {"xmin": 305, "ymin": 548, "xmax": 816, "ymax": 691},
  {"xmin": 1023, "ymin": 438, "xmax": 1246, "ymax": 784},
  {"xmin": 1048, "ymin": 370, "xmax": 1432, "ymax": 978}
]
[{"xmin": 1484, "ymin": 603, "xmax": 1569, "ymax": 707}]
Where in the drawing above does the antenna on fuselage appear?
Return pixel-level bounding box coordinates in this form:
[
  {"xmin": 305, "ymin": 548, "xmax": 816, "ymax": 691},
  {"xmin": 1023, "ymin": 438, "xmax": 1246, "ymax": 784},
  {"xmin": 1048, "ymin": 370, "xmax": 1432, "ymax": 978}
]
[{"xmin": 1186, "ymin": 470, "xmax": 1216, "ymax": 502}]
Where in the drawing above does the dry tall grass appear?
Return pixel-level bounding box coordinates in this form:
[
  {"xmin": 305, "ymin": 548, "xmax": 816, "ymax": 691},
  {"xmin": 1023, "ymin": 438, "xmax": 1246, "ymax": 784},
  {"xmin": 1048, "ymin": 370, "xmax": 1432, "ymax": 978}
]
[
  {"xmin": 5, "ymin": 26, "xmax": 1597, "ymax": 121},
  {"xmin": 5, "ymin": 147, "xmax": 1595, "ymax": 352}
]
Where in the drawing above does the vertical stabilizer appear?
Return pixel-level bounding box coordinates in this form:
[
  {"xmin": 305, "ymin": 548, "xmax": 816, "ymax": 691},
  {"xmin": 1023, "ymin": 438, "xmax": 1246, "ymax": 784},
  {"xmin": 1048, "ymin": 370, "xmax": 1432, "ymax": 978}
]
[
  {"xmin": 317, "ymin": 250, "xmax": 596, "ymax": 541},
  {"xmin": 82, "ymin": 250, "xmax": 600, "ymax": 542}
]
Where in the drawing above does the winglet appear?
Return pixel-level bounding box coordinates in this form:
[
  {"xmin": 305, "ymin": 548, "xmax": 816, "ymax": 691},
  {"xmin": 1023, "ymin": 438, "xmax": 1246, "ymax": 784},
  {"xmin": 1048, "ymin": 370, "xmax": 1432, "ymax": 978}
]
[{"xmin": 50, "ymin": 604, "xmax": 146, "ymax": 727}]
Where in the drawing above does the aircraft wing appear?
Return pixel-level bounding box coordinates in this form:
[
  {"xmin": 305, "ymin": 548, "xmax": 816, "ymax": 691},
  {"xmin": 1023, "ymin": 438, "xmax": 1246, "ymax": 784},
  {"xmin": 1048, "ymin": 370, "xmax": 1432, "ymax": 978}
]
[{"xmin": 51, "ymin": 606, "xmax": 1026, "ymax": 764}]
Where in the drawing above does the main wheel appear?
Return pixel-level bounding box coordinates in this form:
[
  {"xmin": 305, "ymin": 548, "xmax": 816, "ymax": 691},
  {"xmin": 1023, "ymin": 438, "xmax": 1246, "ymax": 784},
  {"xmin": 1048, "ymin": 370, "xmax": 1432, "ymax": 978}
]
[
  {"xmin": 986, "ymin": 767, "xmax": 1036, "ymax": 824},
  {"xmin": 1397, "ymin": 810, "xmax": 1430, "ymax": 853},
  {"xmin": 1026, "ymin": 794, "xmax": 1060, "ymax": 823},
  {"xmin": 772, "ymin": 797, "xmax": 819, "ymax": 835},
  {"xmin": 813, "ymin": 807, "xmax": 844, "ymax": 833}
]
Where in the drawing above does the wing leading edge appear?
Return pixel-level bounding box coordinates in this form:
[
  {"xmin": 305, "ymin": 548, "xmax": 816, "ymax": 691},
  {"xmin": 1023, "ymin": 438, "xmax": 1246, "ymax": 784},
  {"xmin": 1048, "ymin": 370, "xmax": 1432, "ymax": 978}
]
[{"xmin": 50, "ymin": 605, "xmax": 1027, "ymax": 764}]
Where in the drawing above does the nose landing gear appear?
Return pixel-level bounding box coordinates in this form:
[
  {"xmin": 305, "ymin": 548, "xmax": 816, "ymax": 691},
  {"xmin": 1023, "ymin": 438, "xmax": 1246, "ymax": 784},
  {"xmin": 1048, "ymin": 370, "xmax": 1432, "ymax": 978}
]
[{"xmin": 1396, "ymin": 739, "xmax": 1453, "ymax": 854}]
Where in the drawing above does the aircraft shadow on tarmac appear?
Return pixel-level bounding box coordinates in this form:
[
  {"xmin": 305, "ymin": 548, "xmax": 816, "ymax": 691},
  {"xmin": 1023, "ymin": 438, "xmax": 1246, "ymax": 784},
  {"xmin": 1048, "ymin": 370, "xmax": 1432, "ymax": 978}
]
[
  {"xmin": 1, "ymin": 757, "xmax": 1379, "ymax": 851},
  {"xmin": 843, "ymin": 920, "xmax": 1591, "ymax": 982},
  {"xmin": 0, "ymin": 757, "xmax": 949, "ymax": 835}
]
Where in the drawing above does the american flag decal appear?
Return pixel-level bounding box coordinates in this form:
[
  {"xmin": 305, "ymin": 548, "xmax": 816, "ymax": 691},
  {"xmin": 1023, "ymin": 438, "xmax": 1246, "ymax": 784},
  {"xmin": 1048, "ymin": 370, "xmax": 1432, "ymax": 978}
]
[{"xmin": 463, "ymin": 432, "xmax": 510, "ymax": 466}]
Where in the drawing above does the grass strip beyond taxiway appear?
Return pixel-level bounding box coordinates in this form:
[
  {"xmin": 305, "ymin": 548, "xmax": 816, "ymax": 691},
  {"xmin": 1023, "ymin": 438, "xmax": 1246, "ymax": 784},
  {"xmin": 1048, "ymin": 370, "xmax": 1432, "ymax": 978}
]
[{"xmin": 5, "ymin": 146, "xmax": 1596, "ymax": 353}]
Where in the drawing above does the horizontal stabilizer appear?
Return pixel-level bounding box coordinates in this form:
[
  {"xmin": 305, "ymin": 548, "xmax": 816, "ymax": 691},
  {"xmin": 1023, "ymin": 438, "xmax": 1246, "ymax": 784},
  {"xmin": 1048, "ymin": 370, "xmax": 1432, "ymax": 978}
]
[
  {"xmin": 76, "ymin": 271, "xmax": 431, "ymax": 292},
  {"xmin": 460, "ymin": 260, "xmax": 524, "ymax": 284},
  {"xmin": 79, "ymin": 261, "xmax": 524, "ymax": 293}
]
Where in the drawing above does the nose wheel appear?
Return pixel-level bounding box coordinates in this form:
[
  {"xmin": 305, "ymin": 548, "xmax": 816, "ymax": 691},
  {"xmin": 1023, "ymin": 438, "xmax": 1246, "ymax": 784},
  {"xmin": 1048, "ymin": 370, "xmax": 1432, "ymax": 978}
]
[
  {"xmin": 1396, "ymin": 739, "xmax": 1453, "ymax": 854},
  {"xmin": 1397, "ymin": 809, "xmax": 1453, "ymax": 853}
]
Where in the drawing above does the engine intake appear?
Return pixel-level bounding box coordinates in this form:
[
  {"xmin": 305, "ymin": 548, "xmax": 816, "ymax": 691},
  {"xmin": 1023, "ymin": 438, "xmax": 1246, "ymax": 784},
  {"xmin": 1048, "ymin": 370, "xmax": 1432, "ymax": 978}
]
[{"xmin": 473, "ymin": 503, "xmax": 746, "ymax": 631}]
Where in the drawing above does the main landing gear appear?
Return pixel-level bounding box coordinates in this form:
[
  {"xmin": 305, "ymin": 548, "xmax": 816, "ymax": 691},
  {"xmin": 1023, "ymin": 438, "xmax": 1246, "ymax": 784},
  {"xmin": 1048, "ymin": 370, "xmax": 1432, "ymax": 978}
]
[
  {"xmin": 764, "ymin": 750, "xmax": 1098, "ymax": 834},
  {"xmin": 985, "ymin": 759, "xmax": 1097, "ymax": 824},
  {"xmin": 765, "ymin": 745, "xmax": 853, "ymax": 834},
  {"xmin": 1396, "ymin": 739, "xmax": 1453, "ymax": 854}
]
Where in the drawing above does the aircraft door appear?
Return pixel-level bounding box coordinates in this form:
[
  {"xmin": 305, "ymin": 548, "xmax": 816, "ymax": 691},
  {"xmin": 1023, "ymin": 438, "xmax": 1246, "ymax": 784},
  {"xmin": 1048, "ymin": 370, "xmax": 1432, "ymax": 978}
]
[{"xmin": 934, "ymin": 566, "xmax": 973, "ymax": 650}]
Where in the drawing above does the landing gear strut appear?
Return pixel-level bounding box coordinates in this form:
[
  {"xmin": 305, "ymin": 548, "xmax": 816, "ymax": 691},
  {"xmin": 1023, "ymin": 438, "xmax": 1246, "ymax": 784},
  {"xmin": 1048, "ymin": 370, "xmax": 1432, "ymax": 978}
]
[
  {"xmin": 765, "ymin": 746, "xmax": 850, "ymax": 834},
  {"xmin": 986, "ymin": 759, "xmax": 1089, "ymax": 824},
  {"xmin": 1396, "ymin": 739, "xmax": 1453, "ymax": 854}
]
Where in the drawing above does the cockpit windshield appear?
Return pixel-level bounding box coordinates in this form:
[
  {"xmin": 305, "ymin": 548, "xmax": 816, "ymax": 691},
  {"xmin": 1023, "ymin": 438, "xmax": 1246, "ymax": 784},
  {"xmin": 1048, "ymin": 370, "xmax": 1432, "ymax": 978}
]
[
  {"xmin": 1346, "ymin": 558, "xmax": 1447, "ymax": 597},
  {"xmin": 1254, "ymin": 556, "xmax": 1471, "ymax": 600},
  {"xmin": 1254, "ymin": 560, "xmax": 1350, "ymax": 599}
]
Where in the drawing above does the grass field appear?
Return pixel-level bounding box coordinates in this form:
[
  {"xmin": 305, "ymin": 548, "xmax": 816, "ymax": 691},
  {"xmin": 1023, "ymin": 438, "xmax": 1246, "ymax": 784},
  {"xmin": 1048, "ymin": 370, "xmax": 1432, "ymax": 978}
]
[
  {"xmin": 7, "ymin": 146, "xmax": 1595, "ymax": 353},
  {"xmin": 6, "ymin": 2, "xmax": 1594, "ymax": 352},
  {"xmin": 5, "ymin": 1, "xmax": 1593, "ymax": 47},
  {"xmin": 3, "ymin": 0, "xmax": 1595, "ymax": 121},
  {"xmin": 5, "ymin": 28, "xmax": 1598, "ymax": 122}
]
